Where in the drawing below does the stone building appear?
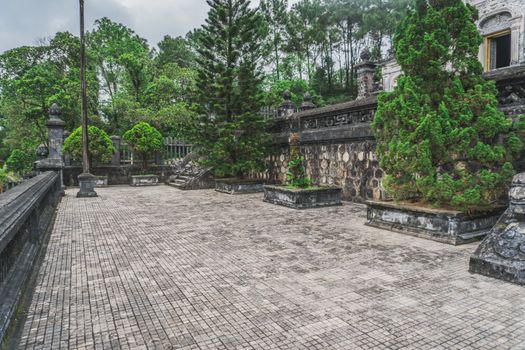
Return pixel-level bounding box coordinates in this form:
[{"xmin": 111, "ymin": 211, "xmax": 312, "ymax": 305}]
[{"xmin": 382, "ymin": 0, "xmax": 525, "ymax": 92}]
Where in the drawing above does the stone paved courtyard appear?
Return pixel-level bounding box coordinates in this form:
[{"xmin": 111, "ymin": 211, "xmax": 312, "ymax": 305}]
[{"xmin": 15, "ymin": 185, "xmax": 525, "ymax": 349}]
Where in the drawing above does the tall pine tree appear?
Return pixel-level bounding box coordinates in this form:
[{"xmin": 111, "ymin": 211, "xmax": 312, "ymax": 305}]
[
  {"xmin": 187, "ymin": 0, "xmax": 270, "ymax": 178},
  {"xmin": 372, "ymin": 0, "xmax": 525, "ymax": 212}
]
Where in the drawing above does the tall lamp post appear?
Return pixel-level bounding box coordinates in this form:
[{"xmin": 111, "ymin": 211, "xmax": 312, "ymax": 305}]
[{"xmin": 77, "ymin": 0, "xmax": 98, "ymax": 198}]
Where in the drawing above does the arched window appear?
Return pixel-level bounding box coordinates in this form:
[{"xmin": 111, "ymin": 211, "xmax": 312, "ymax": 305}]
[{"xmin": 480, "ymin": 12, "xmax": 513, "ymax": 71}]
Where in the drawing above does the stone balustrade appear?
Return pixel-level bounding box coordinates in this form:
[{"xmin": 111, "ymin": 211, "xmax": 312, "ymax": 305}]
[
  {"xmin": 0, "ymin": 172, "xmax": 62, "ymax": 344},
  {"xmin": 267, "ymin": 95, "xmax": 382, "ymax": 202}
]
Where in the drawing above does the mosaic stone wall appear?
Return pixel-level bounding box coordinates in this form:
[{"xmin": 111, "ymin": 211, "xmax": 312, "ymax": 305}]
[{"xmin": 264, "ymin": 140, "xmax": 385, "ymax": 202}]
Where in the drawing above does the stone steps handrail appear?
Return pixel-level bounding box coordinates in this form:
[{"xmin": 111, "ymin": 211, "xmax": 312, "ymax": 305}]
[{"xmin": 0, "ymin": 171, "xmax": 62, "ymax": 346}]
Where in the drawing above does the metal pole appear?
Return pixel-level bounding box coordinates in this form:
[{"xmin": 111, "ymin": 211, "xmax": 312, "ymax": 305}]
[
  {"xmin": 76, "ymin": 0, "xmax": 97, "ymax": 197},
  {"xmin": 79, "ymin": 0, "xmax": 90, "ymax": 174}
]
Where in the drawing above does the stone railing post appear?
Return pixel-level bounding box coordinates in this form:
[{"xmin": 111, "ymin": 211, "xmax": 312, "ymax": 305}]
[
  {"xmin": 110, "ymin": 135, "xmax": 121, "ymax": 166},
  {"xmin": 155, "ymin": 151, "xmax": 164, "ymax": 166},
  {"xmin": 278, "ymin": 90, "xmax": 296, "ymax": 118},
  {"xmin": 36, "ymin": 103, "xmax": 65, "ymax": 194},
  {"xmin": 470, "ymin": 173, "xmax": 525, "ymax": 284},
  {"xmin": 355, "ymin": 48, "xmax": 377, "ymax": 99},
  {"xmin": 300, "ymin": 92, "xmax": 316, "ymax": 112}
]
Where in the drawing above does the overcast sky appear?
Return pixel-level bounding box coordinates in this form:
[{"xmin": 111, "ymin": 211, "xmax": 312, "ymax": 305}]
[{"xmin": 0, "ymin": 0, "xmax": 300, "ymax": 54}]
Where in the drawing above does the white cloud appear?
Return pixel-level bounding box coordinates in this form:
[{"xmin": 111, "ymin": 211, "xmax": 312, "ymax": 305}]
[{"xmin": 0, "ymin": 0, "xmax": 302, "ymax": 53}]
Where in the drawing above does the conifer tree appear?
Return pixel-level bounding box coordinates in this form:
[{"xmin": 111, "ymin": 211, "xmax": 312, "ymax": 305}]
[
  {"xmin": 186, "ymin": 0, "xmax": 270, "ymax": 178},
  {"xmin": 372, "ymin": 0, "xmax": 524, "ymax": 212}
]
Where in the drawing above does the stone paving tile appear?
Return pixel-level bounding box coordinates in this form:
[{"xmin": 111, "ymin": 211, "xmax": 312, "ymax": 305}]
[{"xmin": 15, "ymin": 185, "xmax": 525, "ymax": 349}]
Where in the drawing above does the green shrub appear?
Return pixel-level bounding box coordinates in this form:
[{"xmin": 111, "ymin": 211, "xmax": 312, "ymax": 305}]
[
  {"xmin": 63, "ymin": 126, "xmax": 115, "ymax": 164},
  {"xmin": 372, "ymin": 0, "xmax": 524, "ymax": 213},
  {"xmin": 0, "ymin": 165, "xmax": 19, "ymax": 193},
  {"xmin": 6, "ymin": 149, "xmax": 34, "ymax": 175},
  {"xmin": 123, "ymin": 122, "xmax": 163, "ymax": 171},
  {"xmin": 286, "ymin": 147, "xmax": 312, "ymax": 189}
]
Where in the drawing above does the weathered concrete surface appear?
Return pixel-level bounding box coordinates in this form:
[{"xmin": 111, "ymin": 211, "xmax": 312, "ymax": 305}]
[{"xmin": 16, "ymin": 186, "xmax": 525, "ymax": 349}]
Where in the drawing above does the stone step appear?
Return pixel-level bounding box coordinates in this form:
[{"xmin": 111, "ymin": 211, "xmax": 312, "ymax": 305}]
[
  {"xmin": 170, "ymin": 179, "xmax": 187, "ymax": 186},
  {"xmin": 167, "ymin": 182, "xmax": 187, "ymax": 189}
]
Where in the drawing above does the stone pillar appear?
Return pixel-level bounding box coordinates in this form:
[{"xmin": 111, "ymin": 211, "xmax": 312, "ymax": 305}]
[
  {"xmin": 110, "ymin": 135, "xmax": 121, "ymax": 166},
  {"xmin": 469, "ymin": 173, "xmax": 525, "ymax": 285},
  {"xmin": 46, "ymin": 104, "xmax": 65, "ymax": 161},
  {"xmin": 355, "ymin": 48, "xmax": 377, "ymax": 99},
  {"xmin": 300, "ymin": 92, "xmax": 316, "ymax": 111},
  {"xmin": 155, "ymin": 152, "xmax": 164, "ymax": 166},
  {"xmin": 36, "ymin": 103, "xmax": 65, "ymax": 194},
  {"xmin": 63, "ymin": 130, "xmax": 71, "ymax": 166},
  {"xmin": 278, "ymin": 90, "xmax": 296, "ymax": 118}
]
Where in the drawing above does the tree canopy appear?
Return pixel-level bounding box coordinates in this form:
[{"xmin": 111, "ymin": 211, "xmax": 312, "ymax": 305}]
[{"xmin": 372, "ymin": 0, "xmax": 524, "ymax": 212}]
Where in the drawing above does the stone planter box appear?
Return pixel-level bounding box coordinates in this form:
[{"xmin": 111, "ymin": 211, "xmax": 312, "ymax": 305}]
[
  {"xmin": 263, "ymin": 185, "xmax": 342, "ymax": 209},
  {"xmin": 95, "ymin": 176, "xmax": 108, "ymax": 187},
  {"xmin": 130, "ymin": 175, "xmax": 159, "ymax": 187},
  {"xmin": 215, "ymin": 178, "xmax": 265, "ymax": 194},
  {"xmin": 366, "ymin": 200, "xmax": 505, "ymax": 245}
]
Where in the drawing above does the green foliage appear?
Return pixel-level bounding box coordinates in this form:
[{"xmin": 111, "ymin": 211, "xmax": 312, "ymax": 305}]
[
  {"xmin": 123, "ymin": 122, "xmax": 163, "ymax": 171},
  {"xmin": 262, "ymin": 79, "xmax": 323, "ymax": 108},
  {"xmin": 5, "ymin": 149, "xmax": 34, "ymax": 175},
  {"xmin": 372, "ymin": 0, "xmax": 524, "ymax": 213},
  {"xmin": 156, "ymin": 35, "xmax": 196, "ymax": 69},
  {"xmin": 63, "ymin": 126, "xmax": 115, "ymax": 164},
  {"xmin": 183, "ymin": 0, "xmax": 271, "ymax": 178},
  {"xmin": 286, "ymin": 147, "xmax": 312, "ymax": 188},
  {"xmin": 0, "ymin": 165, "xmax": 19, "ymax": 193}
]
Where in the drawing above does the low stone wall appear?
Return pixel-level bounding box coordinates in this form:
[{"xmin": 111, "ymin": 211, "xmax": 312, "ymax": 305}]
[
  {"xmin": 0, "ymin": 171, "xmax": 62, "ymax": 344},
  {"xmin": 266, "ymin": 95, "xmax": 385, "ymax": 202},
  {"xmin": 266, "ymin": 64, "xmax": 525, "ymax": 202},
  {"xmin": 63, "ymin": 165, "xmax": 177, "ymax": 186}
]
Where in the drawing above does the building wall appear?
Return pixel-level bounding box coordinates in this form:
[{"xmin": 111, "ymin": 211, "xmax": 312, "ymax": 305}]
[
  {"xmin": 382, "ymin": 0, "xmax": 525, "ymax": 92},
  {"xmin": 467, "ymin": 0, "xmax": 525, "ymax": 67}
]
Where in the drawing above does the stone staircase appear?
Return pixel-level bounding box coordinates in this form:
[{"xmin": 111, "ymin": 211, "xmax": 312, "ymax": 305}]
[
  {"xmin": 167, "ymin": 153, "xmax": 214, "ymax": 190},
  {"xmin": 168, "ymin": 174, "xmax": 192, "ymax": 189}
]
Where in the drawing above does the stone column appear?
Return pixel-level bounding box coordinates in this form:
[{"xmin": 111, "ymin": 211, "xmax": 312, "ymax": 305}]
[
  {"xmin": 63, "ymin": 130, "xmax": 71, "ymax": 166},
  {"xmin": 355, "ymin": 48, "xmax": 377, "ymax": 99},
  {"xmin": 110, "ymin": 135, "xmax": 121, "ymax": 166},
  {"xmin": 469, "ymin": 173, "xmax": 525, "ymax": 285},
  {"xmin": 155, "ymin": 152, "xmax": 164, "ymax": 166},
  {"xmin": 36, "ymin": 103, "xmax": 65, "ymax": 194}
]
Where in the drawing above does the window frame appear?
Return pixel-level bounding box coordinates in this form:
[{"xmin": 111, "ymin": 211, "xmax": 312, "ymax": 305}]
[{"xmin": 483, "ymin": 28, "xmax": 512, "ymax": 72}]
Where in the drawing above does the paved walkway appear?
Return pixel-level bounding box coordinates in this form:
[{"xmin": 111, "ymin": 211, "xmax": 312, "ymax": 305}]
[{"xmin": 16, "ymin": 186, "xmax": 525, "ymax": 349}]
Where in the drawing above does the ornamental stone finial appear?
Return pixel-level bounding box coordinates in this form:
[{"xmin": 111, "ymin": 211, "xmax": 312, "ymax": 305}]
[
  {"xmin": 278, "ymin": 90, "xmax": 295, "ymax": 118},
  {"xmin": 300, "ymin": 92, "xmax": 316, "ymax": 111},
  {"xmin": 49, "ymin": 103, "xmax": 61, "ymax": 117},
  {"xmin": 360, "ymin": 47, "xmax": 371, "ymax": 62},
  {"xmin": 47, "ymin": 103, "xmax": 65, "ymax": 127}
]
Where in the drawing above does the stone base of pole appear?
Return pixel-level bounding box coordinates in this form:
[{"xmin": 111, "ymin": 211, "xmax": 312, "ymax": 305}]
[{"xmin": 77, "ymin": 173, "xmax": 98, "ymax": 198}]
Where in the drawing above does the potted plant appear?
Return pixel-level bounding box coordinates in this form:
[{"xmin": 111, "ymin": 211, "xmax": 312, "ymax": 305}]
[
  {"xmin": 123, "ymin": 122, "xmax": 163, "ymax": 186},
  {"xmin": 63, "ymin": 126, "xmax": 114, "ymax": 186},
  {"xmin": 263, "ymin": 132, "xmax": 342, "ymax": 209},
  {"xmin": 367, "ymin": 0, "xmax": 522, "ymax": 245}
]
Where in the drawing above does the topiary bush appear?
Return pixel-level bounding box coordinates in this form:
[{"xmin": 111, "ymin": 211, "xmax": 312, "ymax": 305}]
[
  {"xmin": 372, "ymin": 0, "xmax": 525, "ymax": 213},
  {"xmin": 63, "ymin": 126, "xmax": 115, "ymax": 165},
  {"xmin": 5, "ymin": 149, "xmax": 34, "ymax": 175},
  {"xmin": 123, "ymin": 122, "xmax": 163, "ymax": 172}
]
